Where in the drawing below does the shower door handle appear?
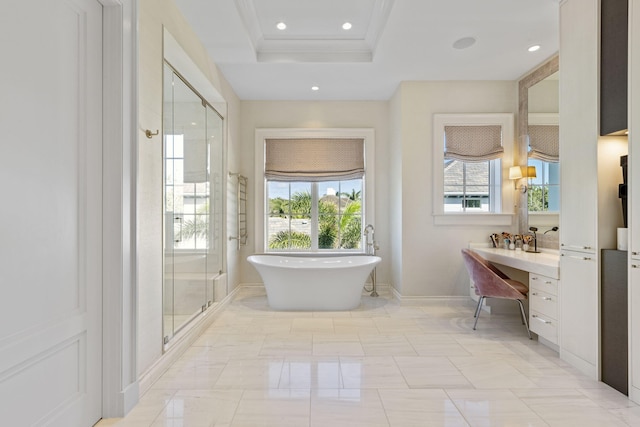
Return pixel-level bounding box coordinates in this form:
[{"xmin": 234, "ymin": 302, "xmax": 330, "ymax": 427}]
[{"xmin": 174, "ymin": 216, "xmax": 183, "ymax": 243}]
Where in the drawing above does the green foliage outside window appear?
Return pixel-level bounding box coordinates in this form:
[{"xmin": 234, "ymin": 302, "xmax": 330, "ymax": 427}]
[
  {"xmin": 268, "ymin": 190, "xmax": 362, "ymax": 250},
  {"xmin": 528, "ymin": 186, "xmax": 549, "ymax": 212}
]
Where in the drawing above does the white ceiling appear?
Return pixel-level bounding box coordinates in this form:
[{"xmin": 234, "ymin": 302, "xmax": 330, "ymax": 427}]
[{"xmin": 174, "ymin": 0, "xmax": 560, "ymax": 101}]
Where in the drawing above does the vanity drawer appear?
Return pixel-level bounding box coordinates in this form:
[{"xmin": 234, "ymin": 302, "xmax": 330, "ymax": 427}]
[
  {"xmin": 530, "ymin": 310, "xmax": 558, "ymax": 344},
  {"xmin": 529, "ymin": 273, "xmax": 558, "ymax": 296},
  {"xmin": 530, "ymin": 289, "xmax": 558, "ymax": 319}
]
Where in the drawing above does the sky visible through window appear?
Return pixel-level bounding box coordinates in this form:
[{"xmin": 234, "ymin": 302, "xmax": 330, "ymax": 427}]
[{"xmin": 269, "ymin": 180, "xmax": 361, "ymax": 199}]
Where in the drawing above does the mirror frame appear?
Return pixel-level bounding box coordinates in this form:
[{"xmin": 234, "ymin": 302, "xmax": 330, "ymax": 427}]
[{"xmin": 517, "ymin": 55, "xmax": 559, "ymax": 235}]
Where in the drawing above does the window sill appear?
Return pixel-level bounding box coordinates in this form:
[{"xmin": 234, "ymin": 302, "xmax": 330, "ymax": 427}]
[{"xmin": 433, "ymin": 213, "xmax": 515, "ymax": 226}]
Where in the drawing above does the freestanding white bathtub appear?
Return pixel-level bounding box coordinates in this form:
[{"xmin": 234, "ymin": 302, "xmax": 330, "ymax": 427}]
[{"xmin": 247, "ymin": 255, "xmax": 381, "ymax": 310}]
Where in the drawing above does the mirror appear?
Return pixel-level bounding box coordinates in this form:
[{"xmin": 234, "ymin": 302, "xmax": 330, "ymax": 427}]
[{"xmin": 517, "ymin": 55, "xmax": 559, "ymax": 248}]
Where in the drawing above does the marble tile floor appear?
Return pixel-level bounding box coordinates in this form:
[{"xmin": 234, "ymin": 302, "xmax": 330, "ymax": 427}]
[{"xmin": 98, "ymin": 288, "xmax": 640, "ymax": 426}]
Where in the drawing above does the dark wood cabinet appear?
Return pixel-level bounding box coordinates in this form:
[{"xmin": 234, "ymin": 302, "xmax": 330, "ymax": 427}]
[
  {"xmin": 601, "ymin": 249, "xmax": 628, "ymax": 395},
  {"xmin": 600, "ymin": 0, "xmax": 628, "ymax": 136}
]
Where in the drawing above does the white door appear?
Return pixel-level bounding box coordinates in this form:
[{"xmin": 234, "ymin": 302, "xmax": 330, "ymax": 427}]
[{"xmin": 0, "ymin": 0, "xmax": 103, "ymax": 425}]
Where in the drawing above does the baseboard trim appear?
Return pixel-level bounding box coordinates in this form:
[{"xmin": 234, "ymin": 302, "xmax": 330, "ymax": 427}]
[
  {"xmin": 137, "ymin": 285, "xmax": 242, "ymax": 396},
  {"xmin": 559, "ymin": 349, "xmax": 598, "ymax": 380},
  {"xmin": 121, "ymin": 380, "xmax": 139, "ymax": 415}
]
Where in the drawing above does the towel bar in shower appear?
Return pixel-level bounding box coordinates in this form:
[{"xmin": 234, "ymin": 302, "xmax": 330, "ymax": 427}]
[{"xmin": 229, "ymin": 172, "xmax": 248, "ymax": 249}]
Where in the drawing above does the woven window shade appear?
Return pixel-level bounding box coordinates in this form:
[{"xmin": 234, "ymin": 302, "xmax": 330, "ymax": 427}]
[
  {"xmin": 265, "ymin": 138, "xmax": 364, "ymax": 181},
  {"xmin": 528, "ymin": 125, "xmax": 559, "ymax": 162},
  {"xmin": 444, "ymin": 125, "xmax": 504, "ymax": 161}
]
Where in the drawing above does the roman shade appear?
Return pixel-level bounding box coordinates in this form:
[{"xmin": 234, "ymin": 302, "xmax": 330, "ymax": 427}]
[
  {"xmin": 444, "ymin": 125, "xmax": 504, "ymax": 161},
  {"xmin": 265, "ymin": 138, "xmax": 364, "ymax": 181},
  {"xmin": 528, "ymin": 125, "xmax": 559, "ymax": 162}
]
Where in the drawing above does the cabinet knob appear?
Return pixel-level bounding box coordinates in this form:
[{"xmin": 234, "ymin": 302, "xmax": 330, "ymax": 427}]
[
  {"xmin": 632, "ymin": 265, "xmax": 639, "ymax": 269},
  {"xmin": 632, "ymin": 251, "xmax": 639, "ymax": 256},
  {"xmin": 531, "ymin": 277, "xmax": 538, "ymax": 281}
]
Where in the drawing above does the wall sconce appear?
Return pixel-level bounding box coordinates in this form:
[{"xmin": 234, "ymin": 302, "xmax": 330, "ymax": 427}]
[{"xmin": 509, "ymin": 165, "xmax": 537, "ymax": 193}]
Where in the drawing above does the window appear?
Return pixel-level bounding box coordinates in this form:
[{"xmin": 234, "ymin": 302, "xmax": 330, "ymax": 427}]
[
  {"xmin": 164, "ymin": 133, "xmax": 211, "ymax": 251},
  {"xmin": 527, "ymin": 159, "xmax": 560, "ymax": 212},
  {"xmin": 444, "ymin": 159, "xmax": 500, "ymax": 213},
  {"xmin": 433, "ymin": 114, "xmax": 515, "ymax": 225},
  {"xmin": 255, "ymin": 129, "xmax": 375, "ymax": 253},
  {"xmin": 526, "ymin": 118, "xmax": 560, "ymax": 213},
  {"xmin": 266, "ymin": 179, "xmax": 363, "ymax": 251}
]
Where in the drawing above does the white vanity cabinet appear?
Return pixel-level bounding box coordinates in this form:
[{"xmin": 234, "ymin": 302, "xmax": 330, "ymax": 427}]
[
  {"xmin": 559, "ymin": 0, "xmax": 599, "ymax": 257},
  {"xmin": 559, "ymin": 0, "xmax": 629, "ymax": 381},
  {"xmin": 628, "ymin": 0, "xmax": 640, "ymax": 405},
  {"xmin": 558, "ymin": 0, "xmax": 600, "ymax": 379},
  {"xmin": 630, "ymin": 263, "xmax": 640, "ymax": 402},
  {"xmin": 529, "ymin": 273, "xmax": 559, "ymax": 345},
  {"xmin": 630, "ymin": 0, "xmax": 640, "ymax": 262},
  {"xmin": 560, "ymin": 253, "xmax": 599, "ymax": 373}
]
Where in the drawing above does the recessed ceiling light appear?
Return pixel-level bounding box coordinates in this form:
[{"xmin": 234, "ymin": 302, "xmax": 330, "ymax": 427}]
[
  {"xmin": 342, "ymin": 22, "xmax": 352, "ymax": 30},
  {"xmin": 311, "ymin": 86, "xmax": 320, "ymax": 91},
  {"xmin": 276, "ymin": 22, "xmax": 287, "ymax": 30},
  {"xmin": 452, "ymin": 37, "xmax": 476, "ymax": 50},
  {"xmin": 528, "ymin": 45, "xmax": 541, "ymax": 52}
]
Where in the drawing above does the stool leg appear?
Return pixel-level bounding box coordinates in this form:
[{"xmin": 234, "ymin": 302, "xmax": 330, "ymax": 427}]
[
  {"xmin": 473, "ymin": 296, "xmax": 483, "ymax": 318},
  {"xmin": 517, "ymin": 299, "xmax": 532, "ymax": 340},
  {"xmin": 473, "ymin": 296, "xmax": 484, "ymax": 330}
]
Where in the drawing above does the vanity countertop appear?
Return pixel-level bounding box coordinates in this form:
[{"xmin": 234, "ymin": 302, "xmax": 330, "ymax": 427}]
[{"xmin": 470, "ymin": 245, "xmax": 560, "ymax": 279}]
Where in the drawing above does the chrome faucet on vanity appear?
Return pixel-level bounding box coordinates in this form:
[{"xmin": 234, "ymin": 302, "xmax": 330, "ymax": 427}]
[{"xmin": 528, "ymin": 226, "xmax": 540, "ymax": 253}]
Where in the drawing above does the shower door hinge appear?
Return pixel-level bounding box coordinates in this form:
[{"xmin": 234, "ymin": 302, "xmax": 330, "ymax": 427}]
[
  {"xmin": 201, "ymin": 304, "xmax": 207, "ymax": 313},
  {"xmin": 163, "ymin": 336, "xmax": 169, "ymax": 345}
]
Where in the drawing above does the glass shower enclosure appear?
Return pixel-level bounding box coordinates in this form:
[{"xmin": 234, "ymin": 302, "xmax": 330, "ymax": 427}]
[{"xmin": 163, "ymin": 62, "xmax": 223, "ymax": 344}]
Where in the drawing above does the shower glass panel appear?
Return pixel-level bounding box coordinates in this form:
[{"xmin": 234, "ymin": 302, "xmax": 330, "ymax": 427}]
[
  {"xmin": 163, "ymin": 63, "xmax": 212, "ymax": 342},
  {"xmin": 206, "ymin": 104, "xmax": 223, "ymax": 304}
]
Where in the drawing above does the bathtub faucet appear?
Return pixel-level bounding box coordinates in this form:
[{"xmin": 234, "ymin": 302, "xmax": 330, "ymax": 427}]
[
  {"xmin": 364, "ymin": 224, "xmax": 380, "ymax": 297},
  {"xmin": 364, "ymin": 224, "xmax": 378, "ymax": 255}
]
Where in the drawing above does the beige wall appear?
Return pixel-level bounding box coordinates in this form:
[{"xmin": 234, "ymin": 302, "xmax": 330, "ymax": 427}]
[
  {"xmin": 390, "ymin": 81, "xmax": 519, "ymax": 297},
  {"xmin": 138, "ymin": 0, "xmax": 241, "ymax": 375},
  {"xmin": 529, "ymin": 79, "xmax": 560, "ymax": 113},
  {"xmin": 238, "ymin": 101, "xmax": 391, "ymax": 285},
  {"xmin": 389, "ymin": 89, "xmax": 404, "ymax": 294}
]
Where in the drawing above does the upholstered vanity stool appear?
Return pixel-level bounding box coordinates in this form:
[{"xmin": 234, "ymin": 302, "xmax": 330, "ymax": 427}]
[{"xmin": 461, "ymin": 249, "xmax": 531, "ymax": 339}]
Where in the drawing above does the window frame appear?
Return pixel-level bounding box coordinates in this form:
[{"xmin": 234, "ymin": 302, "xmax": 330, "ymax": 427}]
[
  {"xmin": 255, "ymin": 128, "xmax": 375, "ymax": 254},
  {"xmin": 433, "ymin": 113, "xmax": 516, "ymax": 226}
]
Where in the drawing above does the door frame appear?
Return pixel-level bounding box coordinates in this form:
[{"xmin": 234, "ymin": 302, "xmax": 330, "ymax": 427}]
[{"xmin": 101, "ymin": 0, "xmax": 139, "ymax": 417}]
